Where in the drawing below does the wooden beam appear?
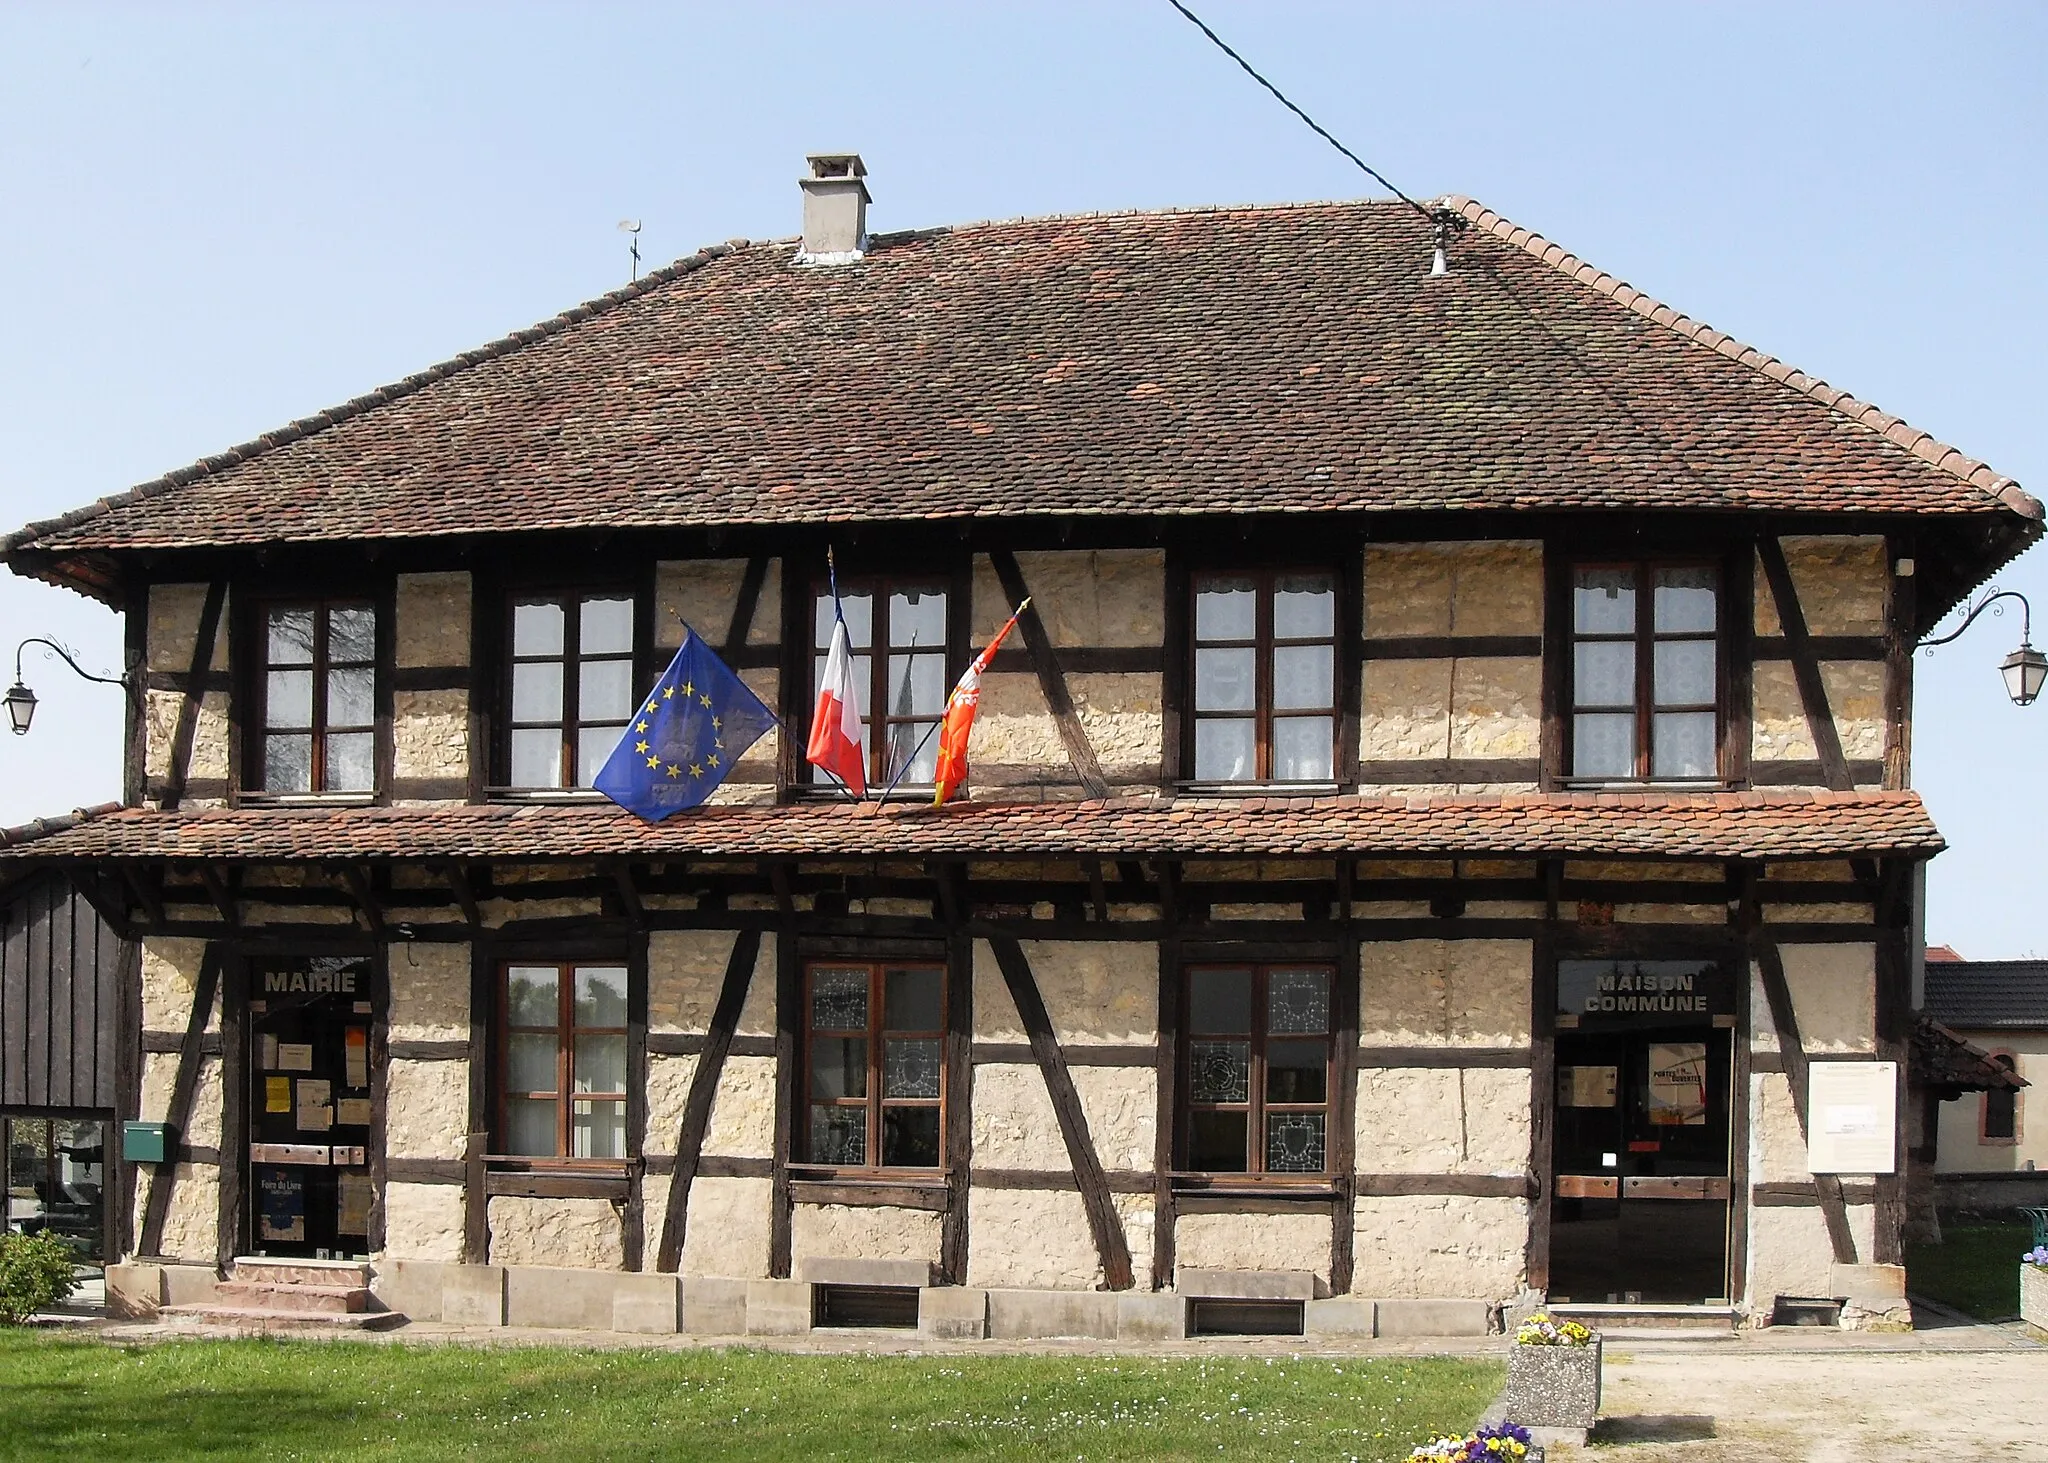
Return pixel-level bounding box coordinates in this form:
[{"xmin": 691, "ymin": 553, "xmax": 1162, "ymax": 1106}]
[
  {"xmin": 1756, "ymin": 536, "xmax": 1853, "ymax": 791},
  {"xmin": 197, "ymin": 865, "xmax": 240, "ymax": 927},
  {"xmin": 769, "ymin": 927, "xmax": 798, "ymax": 1278},
  {"xmin": 1882, "ymin": 537, "xmax": 1916, "ymax": 790},
  {"xmin": 137, "ymin": 943, "xmax": 223, "ymax": 1258},
  {"xmin": 462, "ymin": 1132, "xmax": 489, "ymax": 1264},
  {"xmin": 1085, "ymin": 859, "xmax": 1110, "ymax": 925},
  {"xmin": 767, "ymin": 862, "xmax": 795, "ymax": 921},
  {"xmin": 940, "ymin": 930, "xmax": 974, "ymax": 1285},
  {"xmin": 215, "ymin": 953, "xmax": 247, "ymax": 1267},
  {"xmin": 1525, "ymin": 920, "xmax": 1558, "ymax": 1295},
  {"xmin": 442, "ymin": 862, "xmax": 482, "ymax": 929},
  {"xmin": 1752, "ymin": 930, "xmax": 1859, "ymax": 1264},
  {"xmin": 987, "ymin": 549, "xmax": 1111, "ymax": 798},
  {"xmin": 722, "ymin": 556, "xmax": 771, "ymax": 659},
  {"xmin": 121, "ymin": 865, "xmax": 166, "ymax": 932},
  {"xmin": 654, "ymin": 929, "xmax": 761, "ymax": 1272},
  {"xmin": 335, "ymin": 864, "xmax": 387, "ymax": 936},
  {"xmin": 611, "ymin": 862, "xmax": 647, "ymax": 929},
  {"xmin": 159, "ymin": 580, "xmax": 226, "ymax": 812},
  {"xmin": 989, "ymin": 935, "xmax": 1133, "ymax": 1290},
  {"xmin": 1328, "ymin": 917, "xmax": 1362, "ymax": 1295},
  {"xmin": 65, "ymin": 869, "xmax": 136, "ymax": 941}
]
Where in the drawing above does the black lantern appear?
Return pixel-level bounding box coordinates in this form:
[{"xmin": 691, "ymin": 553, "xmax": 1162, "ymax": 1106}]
[
  {"xmin": 1924, "ymin": 588, "xmax": 2043, "ymax": 707},
  {"xmin": 7, "ymin": 638, "xmax": 134, "ymax": 736}
]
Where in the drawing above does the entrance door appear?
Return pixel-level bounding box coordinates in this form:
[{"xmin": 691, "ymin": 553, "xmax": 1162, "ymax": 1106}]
[
  {"xmin": 246, "ymin": 955, "xmax": 378, "ymax": 1259},
  {"xmin": 2, "ymin": 1115, "xmax": 108, "ymax": 1273},
  {"xmin": 1549, "ymin": 957, "xmax": 1735, "ymax": 1304}
]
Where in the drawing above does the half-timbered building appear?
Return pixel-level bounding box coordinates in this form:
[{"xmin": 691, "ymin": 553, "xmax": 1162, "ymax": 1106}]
[{"xmin": 2, "ymin": 158, "xmax": 2036, "ymax": 1336}]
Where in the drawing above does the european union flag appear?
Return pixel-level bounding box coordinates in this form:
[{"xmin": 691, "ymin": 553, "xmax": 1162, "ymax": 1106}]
[{"xmin": 593, "ymin": 625, "xmax": 777, "ymax": 821}]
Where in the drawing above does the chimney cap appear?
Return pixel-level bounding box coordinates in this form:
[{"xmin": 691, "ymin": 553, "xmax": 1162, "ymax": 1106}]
[{"xmin": 807, "ymin": 153, "xmax": 867, "ymax": 180}]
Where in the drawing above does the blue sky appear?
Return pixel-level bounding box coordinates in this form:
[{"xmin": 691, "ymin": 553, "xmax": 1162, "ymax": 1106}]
[{"xmin": 1, "ymin": 2, "xmax": 2042, "ymax": 952}]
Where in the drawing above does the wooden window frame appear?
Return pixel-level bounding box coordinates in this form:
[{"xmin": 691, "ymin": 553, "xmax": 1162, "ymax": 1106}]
[
  {"xmin": 498, "ymin": 587, "xmax": 639, "ymax": 790},
  {"xmin": 247, "ymin": 597, "xmax": 380, "ymax": 795},
  {"xmin": 1185, "ymin": 567, "xmax": 1341, "ymax": 787},
  {"xmin": 1566, "ymin": 559, "xmax": 1723, "ymax": 784},
  {"xmin": 494, "ymin": 960, "xmax": 632, "ymax": 1166},
  {"xmin": 1175, "ymin": 962, "xmax": 1335, "ymax": 1182},
  {"xmin": 805, "ymin": 577, "xmax": 952, "ymax": 790},
  {"xmin": 1980, "ymin": 1050, "xmax": 2022, "ymax": 1146},
  {"xmin": 799, "ymin": 959, "xmax": 948, "ymax": 1174}
]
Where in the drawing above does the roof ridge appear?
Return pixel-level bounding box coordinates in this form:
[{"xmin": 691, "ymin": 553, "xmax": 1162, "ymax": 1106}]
[
  {"xmin": 1441, "ymin": 195, "xmax": 2041, "ymax": 522},
  {"xmin": 1, "ymin": 236, "xmax": 767, "ymax": 557}
]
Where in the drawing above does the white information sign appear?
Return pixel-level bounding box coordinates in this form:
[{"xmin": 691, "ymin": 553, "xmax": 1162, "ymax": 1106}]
[{"xmin": 1807, "ymin": 1060, "xmax": 1897, "ymax": 1174}]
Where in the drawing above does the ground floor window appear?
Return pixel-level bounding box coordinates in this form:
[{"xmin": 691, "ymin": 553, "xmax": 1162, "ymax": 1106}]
[
  {"xmin": 803, "ymin": 960, "xmax": 946, "ymax": 1170},
  {"xmin": 499, "ymin": 961, "xmax": 631, "ymax": 1160},
  {"xmin": 1178, "ymin": 963, "xmax": 1333, "ymax": 1176},
  {"xmin": 1, "ymin": 1115, "xmax": 106, "ymax": 1270}
]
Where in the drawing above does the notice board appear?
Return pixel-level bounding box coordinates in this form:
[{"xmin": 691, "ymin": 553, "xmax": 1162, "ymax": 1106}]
[{"xmin": 1806, "ymin": 1060, "xmax": 1897, "ymax": 1174}]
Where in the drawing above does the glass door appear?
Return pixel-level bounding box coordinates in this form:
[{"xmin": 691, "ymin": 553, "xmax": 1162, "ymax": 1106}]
[{"xmin": 2, "ymin": 1116, "xmax": 108, "ymax": 1273}]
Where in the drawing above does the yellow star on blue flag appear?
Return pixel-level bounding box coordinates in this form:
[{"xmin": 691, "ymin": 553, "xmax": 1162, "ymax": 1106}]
[{"xmin": 593, "ymin": 625, "xmax": 775, "ymax": 820}]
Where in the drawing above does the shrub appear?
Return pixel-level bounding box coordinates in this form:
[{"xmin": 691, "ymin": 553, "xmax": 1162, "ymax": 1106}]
[{"xmin": 0, "ymin": 1231, "xmax": 81, "ymax": 1324}]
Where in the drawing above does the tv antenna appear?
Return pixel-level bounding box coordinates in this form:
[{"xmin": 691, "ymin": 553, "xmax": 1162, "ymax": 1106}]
[{"xmin": 617, "ymin": 219, "xmax": 642, "ymax": 281}]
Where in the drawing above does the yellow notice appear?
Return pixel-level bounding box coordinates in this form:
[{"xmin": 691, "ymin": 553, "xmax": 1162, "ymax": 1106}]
[{"xmin": 265, "ymin": 1077, "xmax": 291, "ymax": 1113}]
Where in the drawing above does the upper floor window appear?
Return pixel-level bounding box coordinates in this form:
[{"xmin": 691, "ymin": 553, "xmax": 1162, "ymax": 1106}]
[
  {"xmin": 1570, "ymin": 563, "xmax": 1719, "ymax": 782},
  {"xmin": 257, "ymin": 601, "xmax": 376, "ymax": 793},
  {"xmin": 1191, "ymin": 570, "xmax": 1337, "ymax": 783},
  {"xmin": 499, "ymin": 961, "xmax": 630, "ymax": 1160},
  {"xmin": 1983, "ymin": 1053, "xmax": 2020, "ymax": 1144},
  {"xmin": 506, "ymin": 593, "xmax": 635, "ymax": 788},
  {"xmin": 803, "ymin": 960, "xmax": 946, "ymax": 1170},
  {"xmin": 1180, "ymin": 964, "xmax": 1333, "ymax": 1177},
  {"xmin": 810, "ymin": 581, "xmax": 948, "ymax": 788}
]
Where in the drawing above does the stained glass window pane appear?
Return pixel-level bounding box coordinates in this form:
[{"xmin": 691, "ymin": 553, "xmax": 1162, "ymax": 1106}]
[
  {"xmin": 1188, "ymin": 1039, "xmax": 1251, "ymax": 1103},
  {"xmin": 882, "ymin": 1107, "xmax": 941, "ymax": 1167},
  {"xmin": 1265, "ymin": 1112, "xmax": 1326, "ymax": 1173},
  {"xmin": 883, "ymin": 1038, "xmax": 942, "ymax": 1099},
  {"xmin": 1267, "ymin": 969, "xmax": 1330, "ymax": 1033},
  {"xmin": 810, "ymin": 970, "xmax": 868, "ymax": 1030},
  {"xmin": 1189, "ymin": 969, "xmax": 1253, "ymax": 1034},
  {"xmin": 809, "ymin": 1105, "xmax": 866, "ymax": 1166},
  {"xmin": 1189, "ymin": 1110, "xmax": 1248, "ymax": 1171}
]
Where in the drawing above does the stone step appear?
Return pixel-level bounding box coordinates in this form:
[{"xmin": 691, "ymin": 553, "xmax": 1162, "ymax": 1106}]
[
  {"xmin": 1548, "ymin": 1303, "xmax": 1738, "ymax": 1333},
  {"xmin": 160, "ymin": 1304, "xmax": 405, "ymax": 1332},
  {"xmin": 229, "ymin": 1258, "xmax": 373, "ymax": 1289},
  {"xmin": 214, "ymin": 1280, "xmax": 370, "ymax": 1314}
]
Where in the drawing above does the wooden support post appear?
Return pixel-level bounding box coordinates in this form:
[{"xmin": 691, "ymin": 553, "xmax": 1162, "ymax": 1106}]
[
  {"xmin": 769, "ymin": 929, "xmax": 799, "ymax": 1278},
  {"xmin": 723, "ymin": 556, "xmax": 771, "ymax": 659},
  {"xmin": 987, "ymin": 549, "xmax": 1111, "ymax": 798},
  {"xmin": 197, "ymin": 865, "xmax": 240, "ymax": 928},
  {"xmin": 1752, "ymin": 930, "xmax": 1859, "ymax": 1265},
  {"xmin": 940, "ymin": 930, "xmax": 974, "ymax": 1285},
  {"xmin": 1757, "ymin": 537, "xmax": 1853, "ymax": 791},
  {"xmin": 443, "ymin": 862, "xmax": 483, "ymax": 929},
  {"xmin": 1526, "ymin": 890, "xmax": 1559, "ymax": 1296},
  {"xmin": 121, "ymin": 865, "xmax": 166, "ymax": 932},
  {"xmin": 137, "ymin": 944, "xmax": 223, "ymax": 1259},
  {"xmin": 1085, "ymin": 859, "xmax": 1109, "ymax": 925},
  {"xmin": 655, "ymin": 929, "xmax": 761, "ymax": 1271},
  {"xmin": 1882, "ymin": 536, "xmax": 1916, "ymax": 791},
  {"xmin": 1871, "ymin": 858, "xmax": 1913, "ymax": 1266},
  {"xmin": 611, "ymin": 862, "xmax": 647, "ymax": 929},
  {"xmin": 335, "ymin": 864, "xmax": 387, "ymax": 936},
  {"xmin": 1329, "ymin": 875, "xmax": 1361, "ymax": 1295},
  {"xmin": 989, "ymin": 935, "xmax": 1133, "ymax": 1290},
  {"xmin": 462, "ymin": 1132, "xmax": 489, "ymax": 1264},
  {"xmin": 159, "ymin": 580, "xmax": 226, "ymax": 812},
  {"xmin": 66, "ymin": 869, "xmax": 137, "ymax": 941},
  {"xmin": 215, "ymin": 952, "xmax": 246, "ymax": 1268}
]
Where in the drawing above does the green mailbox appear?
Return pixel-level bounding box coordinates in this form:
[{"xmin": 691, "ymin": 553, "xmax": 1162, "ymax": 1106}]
[{"xmin": 121, "ymin": 1121, "xmax": 174, "ymax": 1164}]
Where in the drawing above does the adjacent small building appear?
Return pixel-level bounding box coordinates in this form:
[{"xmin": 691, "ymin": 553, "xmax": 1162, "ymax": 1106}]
[
  {"xmin": 0, "ymin": 158, "xmax": 2039, "ymax": 1337},
  {"xmin": 1924, "ymin": 954, "xmax": 2048, "ymax": 1211}
]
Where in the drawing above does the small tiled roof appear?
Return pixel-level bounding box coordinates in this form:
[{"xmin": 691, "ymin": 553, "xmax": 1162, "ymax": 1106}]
[
  {"xmin": 1923, "ymin": 959, "xmax": 2048, "ymax": 1030},
  {"xmin": 0, "ymin": 802, "xmax": 120, "ymax": 850},
  {"xmin": 1911, "ymin": 1014, "xmax": 2028, "ymax": 1094},
  {"xmin": 6, "ymin": 197, "xmax": 2036, "ymax": 569},
  {"xmin": 0, "ymin": 789, "xmax": 1943, "ymax": 865}
]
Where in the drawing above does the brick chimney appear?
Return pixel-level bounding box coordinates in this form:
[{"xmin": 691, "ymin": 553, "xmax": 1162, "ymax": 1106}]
[{"xmin": 799, "ymin": 153, "xmax": 869, "ymax": 259}]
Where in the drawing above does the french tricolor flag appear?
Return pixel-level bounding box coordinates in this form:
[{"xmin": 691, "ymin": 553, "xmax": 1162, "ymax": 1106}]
[{"xmin": 806, "ymin": 613, "xmax": 867, "ymax": 797}]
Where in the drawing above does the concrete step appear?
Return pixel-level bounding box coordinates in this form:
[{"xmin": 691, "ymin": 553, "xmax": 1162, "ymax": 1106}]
[
  {"xmin": 213, "ymin": 1280, "xmax": 370, "ymax": 1314},
  {"xmin": 159, "ymin": 1303, "xmax": 404, "ymax": 1332},
  {"xmin": 229, "ymin": 1258, "xmax": 372, "ymax": 1289},
  {"xmin": 1549, "ymin": 1303, "xmax": 1738, "ymax": 1334}
]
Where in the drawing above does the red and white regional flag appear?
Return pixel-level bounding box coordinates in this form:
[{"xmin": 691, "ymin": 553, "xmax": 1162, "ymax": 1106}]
[
  {"xmin": 807, "ymin": 616, "xmax": 868, "ymax": 797},
  {"xmin": 932, "ymin": 598, "xmax": 1028, "ymax": 806}
]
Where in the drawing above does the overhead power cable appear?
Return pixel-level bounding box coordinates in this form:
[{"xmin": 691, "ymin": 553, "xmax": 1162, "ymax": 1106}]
[{"xmin": 1164, "ymin": 0, "xmax": 1435, "ymax": 224}]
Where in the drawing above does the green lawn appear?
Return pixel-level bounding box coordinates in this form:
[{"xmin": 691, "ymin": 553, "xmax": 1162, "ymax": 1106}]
[
  {"xmin": 0, "ymin": 1330, "xmax": 1501, "ymax": 1461},
  {"xmin": 1906, "ymin": 1220, "xmax": 2035, "ymax": 1321}
]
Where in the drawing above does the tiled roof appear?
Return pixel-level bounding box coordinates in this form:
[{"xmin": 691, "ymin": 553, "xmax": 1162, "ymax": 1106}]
[
  {"xmin": 5, "ymin": 197, "xmax": 2035, "ymax": 565},
  {"xmin": 1911, "ymin": 1014, "xmax": 2028, "ymax": 1094},
  {"xmin": 0, "ymin": 802, "xmax": 120, "ymax": 850},
  {"xmin": 1923, "ymin": 960, "xmax": 2048, "ymax": 1029},
  {"xmin": 0, "ymin": 790, "xmax": 1943, "ymax": 865}
]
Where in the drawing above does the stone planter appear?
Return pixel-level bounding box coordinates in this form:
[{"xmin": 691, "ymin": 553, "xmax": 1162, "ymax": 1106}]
[
  {"xmin": 2022, "ymin": 1264, "xmax": 2048, "ymax": 1337},
  {"xmin": 1501, "ymin": 1336, "xmax": 1601, "ymax": 1442}
]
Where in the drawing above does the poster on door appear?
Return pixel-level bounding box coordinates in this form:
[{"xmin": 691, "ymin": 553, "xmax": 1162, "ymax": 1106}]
[
  {"xmin": 259, "ymin": 1169, "xmax": 306, "ymax": 1243},
  {"xmin": 1646, "ymin": 1042, "xmax": 1708, "ymax": 1126}
]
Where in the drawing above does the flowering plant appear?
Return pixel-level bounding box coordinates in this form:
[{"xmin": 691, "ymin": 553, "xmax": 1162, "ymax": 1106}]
[
  {"xmin": 2025, "ymin": 1246, "xmax": 2048, "ymax": 1270},
  {"xmin": 1514, "ymin": 1312, "xmax": 1594, "ymax": 1346},
  {"xmin": 1408, "ymin": 1422, "xmax": 1533, "ymax": 1460}
]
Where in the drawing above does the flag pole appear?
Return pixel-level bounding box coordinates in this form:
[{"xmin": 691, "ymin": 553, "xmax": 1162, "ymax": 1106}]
[{"xmin": 872, "ymin": 598, "xmax": 1028, "ymax": 813}]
